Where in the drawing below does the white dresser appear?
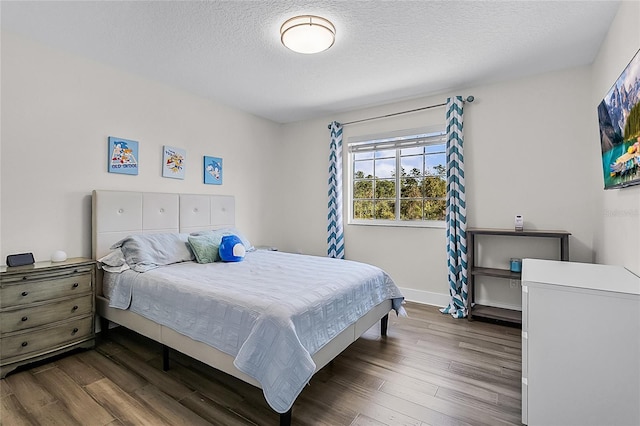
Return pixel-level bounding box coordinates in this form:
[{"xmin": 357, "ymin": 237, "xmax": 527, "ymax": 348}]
[{"xmin": 521, "ymin": 259, "xmax": 640, "ymax": 426}]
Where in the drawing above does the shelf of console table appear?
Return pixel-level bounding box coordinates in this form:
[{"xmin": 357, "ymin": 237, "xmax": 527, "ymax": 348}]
[{"xmin": 471, "ymin": 304, "xmax": 523, "ymax": 324}]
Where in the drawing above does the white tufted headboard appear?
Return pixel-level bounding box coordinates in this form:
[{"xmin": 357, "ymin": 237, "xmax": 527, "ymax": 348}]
[{"xmin": 92, "ymin": 190, "xmax": 235, "ymax": 259}]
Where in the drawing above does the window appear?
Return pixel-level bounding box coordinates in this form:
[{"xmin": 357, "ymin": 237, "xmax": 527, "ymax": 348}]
[{"xmin": 349, "ymin": 131, "xmax": 447, "ymax": 226}]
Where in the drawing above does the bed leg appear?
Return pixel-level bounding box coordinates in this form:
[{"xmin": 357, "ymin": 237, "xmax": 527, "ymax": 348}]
[
  {"xmin": 381, "ymin": 314, "xmax": 389, "ymax": 337},
  {"xmin": 100, "ymin": 317, "xmax": 110, "ymax": 339},
  {"xmin": 279, "ymin": 408, "xmax": 292, "ymax": 426},
  {"xmin": 162, "ymin": 345, "xmax": 170, "ymax": 371}
]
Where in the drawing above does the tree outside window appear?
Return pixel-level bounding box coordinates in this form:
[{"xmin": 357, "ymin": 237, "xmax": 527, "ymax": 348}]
[{"xmin": 350, "ymin": 132, "xmax": 446, "ymax": 225}]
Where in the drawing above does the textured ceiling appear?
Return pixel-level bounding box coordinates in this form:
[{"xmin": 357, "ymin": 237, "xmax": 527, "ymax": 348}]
[{"xmin": 1, "ymin": 1, "xmax": 621, "ymax": 123}]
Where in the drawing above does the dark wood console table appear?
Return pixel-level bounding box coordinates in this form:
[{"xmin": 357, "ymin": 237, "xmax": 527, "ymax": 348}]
[{"xmin": 467, "ymin": 228, "xmax": 570, "ymax": 325}]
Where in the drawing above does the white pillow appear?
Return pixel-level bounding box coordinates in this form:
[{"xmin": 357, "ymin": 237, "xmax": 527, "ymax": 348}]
[
  {"xmin": 97, "ymin": 248, "xmax": 130, "ymax": 273},
  {"xmin": 110, "ymin": 233, "xmax": 194, "ymax": 272}
]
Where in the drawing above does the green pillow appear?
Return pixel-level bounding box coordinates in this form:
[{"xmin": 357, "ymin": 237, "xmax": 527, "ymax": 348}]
[{"xmin": 188, "ymin": 234, "xmax": 221, "ymax": 263}]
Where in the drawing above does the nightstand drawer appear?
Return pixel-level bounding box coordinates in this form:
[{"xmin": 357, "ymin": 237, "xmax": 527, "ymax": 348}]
[
  {"xmin": 0, "ymin": 273, "xmax": 92, "ymax": 308},
  {"xmin": 0, "ymin": 315, "xmax": 93, "ymax": 361},
  {"xmin": 0, "ymin": 295, "xmax": 92, "ymax": 334}
]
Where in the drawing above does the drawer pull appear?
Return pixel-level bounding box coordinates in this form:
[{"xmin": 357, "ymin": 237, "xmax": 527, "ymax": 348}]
[
  {"xmin": 72, "ymin": 328, "xmax": 79, "ymax": 334},
  {"xmin": 22, "ymin": 276, "xmax": 28, "ymax": 280},
  {"xmin": 72, "ymin": 283, "xmax": 79, "ymax": 288},
  {"xmin": 21, "ymin": 316, "xmax": 28, "ymax": 322},
  {"xmin": 72, "ymin": 305, "xmax": 79, "ymax": 311},
  {"xmin": 21, "ymin": 341, "xmax": 28, "ymax": 347},
  {"xmin": 21, "ymin": 291, "xmax": 29, "ymax": 297}
]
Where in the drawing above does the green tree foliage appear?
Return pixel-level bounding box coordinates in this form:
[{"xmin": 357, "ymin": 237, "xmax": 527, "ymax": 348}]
[
  {"xmin": 400, "ymin": 167, "xmax": 422, "ymax": 220},
  {"xmin": 375, "ymin": 200, "xmax": 395, "ymax": 219},
  {"xmin": 624, "ymin": 102, "xmax": 640, "ymax": 141},
  {"xmin": 353, "ymin": 200, "xmax": 373, "ymax": 219},
  {"xmin": 352, "ymin": 153, "xmax": 447, "ymax": 221},
  {"xmin": 425, "ymin": 199, "xmax": 447, "ymax": 220},
  {"xmin": 353, "ymin": 171, "xmax": 373, "ymax": 198},
  {"xmin": 375, "ymin": 179, "xmax": 395, "ymax": 199}
]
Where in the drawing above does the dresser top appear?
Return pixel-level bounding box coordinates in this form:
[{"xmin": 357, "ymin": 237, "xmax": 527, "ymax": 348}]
[
  {"xmin": 0, "ymin": 257, "xmax": 94, "ymax": 275},
  {"xmin": 522, "ymin": 258, "xmax": 640, "ymax": 295}
]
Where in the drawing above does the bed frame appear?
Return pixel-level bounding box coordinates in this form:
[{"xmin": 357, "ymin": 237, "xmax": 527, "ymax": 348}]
[{"xmin": 91, "ymin": 190, "xmax": 392, "ymax": 425}]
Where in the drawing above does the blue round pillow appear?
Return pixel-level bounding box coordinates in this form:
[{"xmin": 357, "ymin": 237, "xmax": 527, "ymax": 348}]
[{"xmin": 219, "ymin": 235, "xmax": 246, "ymax": 262}]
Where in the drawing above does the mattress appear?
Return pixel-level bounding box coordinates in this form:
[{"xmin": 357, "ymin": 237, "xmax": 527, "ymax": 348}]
[{"xmin": 103, "ymin": 249, "xmax": 404, "ymax": 413}]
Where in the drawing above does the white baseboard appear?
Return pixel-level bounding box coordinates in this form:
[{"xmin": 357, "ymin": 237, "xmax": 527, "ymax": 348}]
[
  {"xmin": 398, "ymin": 287, "xmax": 450, "ymax": 307},
  {"xmin": 398, "ymin": 287, "xmax": 522, "ymax": 312}
]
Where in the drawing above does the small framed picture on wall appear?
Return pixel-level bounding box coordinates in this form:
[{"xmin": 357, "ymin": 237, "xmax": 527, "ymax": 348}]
[
  {"xmin": 162, "ymin": 146, "xmax": 186, "ymax": 179},
  {"xmin": 203, "ymin": 156, "xmax": 222, "ymax": 185},
  {"xmin": 108, "ymin": 136, "xmax": 139, "ymax": 175}
]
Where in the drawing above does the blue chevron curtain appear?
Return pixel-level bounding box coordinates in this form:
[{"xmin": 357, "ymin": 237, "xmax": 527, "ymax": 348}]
[
  {"xmin": 440, "ymin": 96, "xmax": 468, "ymax": 318},
  {"xmin": 327, "ymin": 121, "xmax": 345, "ymax": 259}
]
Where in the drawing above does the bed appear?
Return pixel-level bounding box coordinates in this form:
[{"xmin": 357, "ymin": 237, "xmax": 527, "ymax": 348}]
[{"xmin": 91, "ymin": 190, "xmax": 404, "ymax": 425}]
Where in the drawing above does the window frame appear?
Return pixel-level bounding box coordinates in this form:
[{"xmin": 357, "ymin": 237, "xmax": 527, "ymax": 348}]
[{"xmin": 347, "ymin": 129, "xmax": 447, "ymax": 229}]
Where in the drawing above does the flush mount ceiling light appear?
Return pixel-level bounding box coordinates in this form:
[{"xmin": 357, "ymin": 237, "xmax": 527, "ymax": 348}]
[{"xmin": 280, "ymin": 15, "xmax": 336, "ymax": 54}]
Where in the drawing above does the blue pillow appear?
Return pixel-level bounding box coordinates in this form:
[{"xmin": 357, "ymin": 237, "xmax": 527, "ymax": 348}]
[{"xmin": 219, "ymin": 235, "xmax": 246, "ymax": 262}]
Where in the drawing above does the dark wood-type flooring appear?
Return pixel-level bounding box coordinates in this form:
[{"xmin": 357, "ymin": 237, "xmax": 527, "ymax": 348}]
[{"xmin": 1, "ymin": 302, "xmax": 522, "ymax": 425}]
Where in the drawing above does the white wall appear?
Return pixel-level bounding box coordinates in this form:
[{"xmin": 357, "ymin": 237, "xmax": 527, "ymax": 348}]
[
  {"xmin": 591, "ymin": 0, "xmax": 640, "ymax": 276},
  {"xmin": 279, "ymin": 66, "xmax": 598, "ymax": 307},
  {"xmin": 0, "ymin": 32, "xmax": 282, "ymax": 263}
]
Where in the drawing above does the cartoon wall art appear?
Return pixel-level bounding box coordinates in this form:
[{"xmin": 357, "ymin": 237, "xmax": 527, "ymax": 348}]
[
  {"xmin": 108, "ymin": 136, "xmax": 139, "ymax": 175},
  {"xmin": 162, "ymin": 145, "xmax": 186, "ymax": 179},
  {"xmin": 203, "ymin": 156, "xmax": 223, "ymax": 185}
]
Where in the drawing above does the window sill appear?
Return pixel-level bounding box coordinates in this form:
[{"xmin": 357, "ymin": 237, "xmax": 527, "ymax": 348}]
[{"xmin": 347, "ymin": 219, "xmax": 446, "ymax": 229}]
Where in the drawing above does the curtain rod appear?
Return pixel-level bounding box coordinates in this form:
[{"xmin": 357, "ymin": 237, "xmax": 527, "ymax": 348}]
[{"xmin": 328, "ymin": 95, "xmax": 474, "ymax": 128}]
